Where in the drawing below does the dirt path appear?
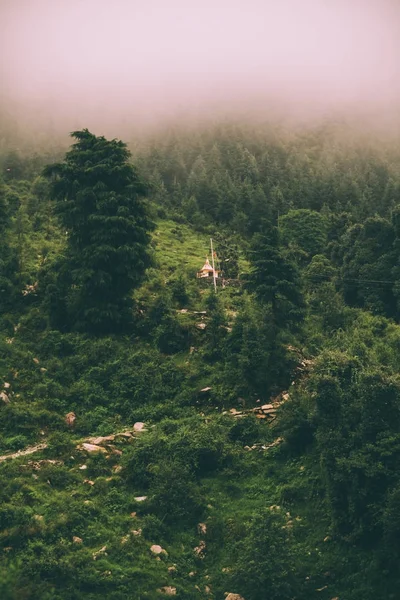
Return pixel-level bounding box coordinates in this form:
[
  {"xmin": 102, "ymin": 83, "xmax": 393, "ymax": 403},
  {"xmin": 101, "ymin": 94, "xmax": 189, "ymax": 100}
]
[{"xmin": 0, "ymin": 443, "xmax": 48, "ymax": 463}]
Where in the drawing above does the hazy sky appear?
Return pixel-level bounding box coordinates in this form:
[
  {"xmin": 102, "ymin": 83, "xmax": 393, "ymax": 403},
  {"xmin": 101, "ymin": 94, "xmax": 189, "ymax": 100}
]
[{"xmin": 1, "ymin": 0, "xmax": 400, "ymax": 132}]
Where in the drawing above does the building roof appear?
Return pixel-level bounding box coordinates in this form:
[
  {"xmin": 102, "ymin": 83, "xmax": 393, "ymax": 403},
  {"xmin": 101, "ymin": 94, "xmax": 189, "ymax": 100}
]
[{"xmin": 199, "ymin": 258, "xmax": 214, "ymax": 272}]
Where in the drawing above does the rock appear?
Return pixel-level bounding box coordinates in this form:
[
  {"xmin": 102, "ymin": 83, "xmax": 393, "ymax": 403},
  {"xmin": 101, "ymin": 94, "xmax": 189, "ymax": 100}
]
[
  {"xmin": 188, "ymin": 571, "xmax": 196, "ymax": 577},
  {"xmin": 93, "ymin": 545, "xmax": 107, "ymax": 560},
  {"xmin": 80, "ymin": 443, "xmax": 107, "ymax": 454},
  {"xmin": 150, "ymin": 544, "xmax": 167, "ymax": 555},
  {"xmin": 33, "ymin": 357, "xmax": 40, "ymax": 364},
  {"xmin": 324, "ymin": 536, "xmax": 331, "ymax": 542},
  {"xmin": 79, "ymin": 465, "xmax": 87, "ymax": 470},
  {"xmin": 158, "ymin": 587, "xmax": 176, "ymax": 596},
  {"xmin": 73, "ymin": 536, "xmax": 83, "ymax": 544},
  {"xmin": 130, "ymin": 512, "xmax": 137, "ymax": 518},
  {"xmin": 200, "ymin": 387, "xmax": 212, "ymax": 392},
  {"xmin": 114, "ymin": 431, "xmax": 132, "ymax": 438},
  {"xmin": 87, "ymin": 435, "xmax": 115, "ymax": 445},
  {"xmin": 112, "ymin": 465, "xmax": 123, "ymax": 473},
  {"xmin": 40, "ymin": 367, "xmax": 47, "ymax": 373},
  {"xmin": 133, "ymin": 422, "xmax": 146, "ymax": 433},
  {"xmin": 121, "ymin": 535, "xmax": 130, "ymax": 544},
  {"xmin": 198, "ymin": 522, "xmax": 207, "ymax": 535},
  {"xmin": 225, "ymin": 594, "xmax": 246, "ymax": 600},
  {"xmin": 65, "ymin": 412, "xmax": 76, "ymax": 427},
  {"xmin": 194, "ymin": 540, "xmax": 206, "ymax": 556},
  {"xmin": 83, "ymin": 480, "xmax": 95, "ymax": 486},
  {"xmin": 0, "ymin": 391, "xmax": 10, "ymax": 404},
  {"xmin": 134, "ymin": 496, "xmax": 147, "ymax": 502},
  {"xmin": 168, "ymin": 565, "xmax": 177, "ymax": 574},
  {"xmin": 195, "ymin": 322, "xmax": 207, "ymax": 330},
  {"xmin": 3, "ymin": 382, "xmax": 10, "ymax": 389},
  {"xmin": 33, "ymin": 514, "xmax": 44, "ymax": 522},
  {"xmin": 131, "ymin": 529, "xmax": 142, "ymax": 536}
]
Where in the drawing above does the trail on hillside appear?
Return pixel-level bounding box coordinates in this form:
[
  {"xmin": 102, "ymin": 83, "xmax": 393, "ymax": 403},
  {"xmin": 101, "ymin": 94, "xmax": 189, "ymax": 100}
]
[{"xmin": 0, "ymin": 442, "xmax": 48, "ymax": 462}]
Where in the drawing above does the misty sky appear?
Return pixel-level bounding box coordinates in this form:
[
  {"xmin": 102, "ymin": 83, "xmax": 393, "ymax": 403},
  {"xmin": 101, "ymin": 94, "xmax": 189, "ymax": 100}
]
[{"xmin": 1, "ymin": 0, "xmax": 400, "ymax": 131}]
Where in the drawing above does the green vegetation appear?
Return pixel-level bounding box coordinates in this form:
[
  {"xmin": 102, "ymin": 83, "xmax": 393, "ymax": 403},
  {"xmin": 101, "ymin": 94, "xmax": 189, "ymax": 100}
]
[{"xmin": 0, "ymin": 121, "xmax": 400, "ymax": 599}]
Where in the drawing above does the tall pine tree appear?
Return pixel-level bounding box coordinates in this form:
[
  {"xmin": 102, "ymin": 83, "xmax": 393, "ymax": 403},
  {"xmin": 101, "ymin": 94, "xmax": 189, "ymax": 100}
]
[{"xmin": 43, "ymin": 129, "xmax": 153, "ymax": 333}]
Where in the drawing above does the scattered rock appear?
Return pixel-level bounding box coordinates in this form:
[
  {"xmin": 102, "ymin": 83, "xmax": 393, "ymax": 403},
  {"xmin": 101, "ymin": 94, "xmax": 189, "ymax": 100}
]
[
  {"xmin": 150, "ymin": 544, "xmax": 167, "ymax": 555},
  {"xmin": 225, "ymin": 594, "xmax": 246, "ymax": 600},
  {"xmin": 83, "ymin": 480, "xmax": 95, "ymax": 486},
  {"xmin": 3, "ymin": 382, "xmax": 10, "ymax": 389},
  {"xmin": 40, "ymin": 367, "xmax": 47, "ymax": 373},
  {"xmin": 79, "ymin": 443, "xmax": 107, "ymax": 454},
  {"xmin": 195, "ymin": 322, "xmax": 207, "ymax": 330},
  {"xmin": 158, "ymin": 587, "xmax": 176, "ymax": 596},
  {"xmin": 33, "ymin": 357, "xmax": 40, "ymax": 364},
  {"xmin": 73, "ymin": 536, "xmax": 83, "ymax": 544},
  {"xmin": 121, "ymin": 535, "xmax": 130, "ymax": 544},
  {"xmin": 93, "ymin": 546, "xmax": 107, "ymax": 560},
  {"xmin": 134, "ymin": 496, "xmax": 147, "ymax": 502},
  {"xmin": 188, "ymin": 571, "xmax": 196, "ymax": 577}
]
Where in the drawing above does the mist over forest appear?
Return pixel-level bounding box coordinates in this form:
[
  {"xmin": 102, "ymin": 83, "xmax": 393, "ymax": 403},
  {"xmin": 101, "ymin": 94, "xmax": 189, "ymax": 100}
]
[{"xmin": 1, "ymin": 0, "xmax": 400, "ymax": 141}]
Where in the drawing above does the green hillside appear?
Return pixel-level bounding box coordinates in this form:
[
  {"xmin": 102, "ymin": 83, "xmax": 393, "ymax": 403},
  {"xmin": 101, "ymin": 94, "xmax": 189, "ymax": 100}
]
[{"xmin": 1, "ymin": 122, "xmax": 400, "ymax": 599}]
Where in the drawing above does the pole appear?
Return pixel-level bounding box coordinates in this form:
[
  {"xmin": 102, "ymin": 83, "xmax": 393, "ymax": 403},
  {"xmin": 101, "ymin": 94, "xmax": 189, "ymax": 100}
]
[{"xmin": 210, "ymin": 238, "xmax": 217, "ymax": 293}]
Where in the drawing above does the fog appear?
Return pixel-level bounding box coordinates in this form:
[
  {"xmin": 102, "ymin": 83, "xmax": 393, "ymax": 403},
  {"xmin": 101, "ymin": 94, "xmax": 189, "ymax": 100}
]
[{"xmin": 1, "ymin": 0, "xmax": 400, "ymax": 138}]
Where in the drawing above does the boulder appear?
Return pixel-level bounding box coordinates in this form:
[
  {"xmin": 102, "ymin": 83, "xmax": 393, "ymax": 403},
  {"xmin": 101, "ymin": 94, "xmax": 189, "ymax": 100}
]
[
  {"xmin": 225, "ymin": 595, "xmax": 246, "ymax": 600},
  {"xmin": 87, "ymin": 435, "xmax": 115, "ymax": 445},
  {"xmin": 133, "ymin": 422, "xmax": 146, "ymax": 433},
  {"xmin": 158, "ymin": 587, "xmax": 176, "ymax": 596},
  {"xmin": 73, "ymin": 536, "xmax": 83, "ymax": 544},
  {"xmin": 80, "ymin": 443, "xmax": 107, "ymax": 454},
  {"xmin": 0, "ymin": 391, "xmax": 10, "ymax": 404},
  {"xmin": 150, "ymin": 544, "xmax": 167, "ymax": 555},
  {"xmin": 65, "ymin": 412, "xmax": 76, "ymax": 427}
]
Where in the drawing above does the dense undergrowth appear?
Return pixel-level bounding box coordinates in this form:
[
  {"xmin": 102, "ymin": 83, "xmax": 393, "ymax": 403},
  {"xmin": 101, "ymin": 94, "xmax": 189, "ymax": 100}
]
[{"xmin": 0, "ymin": 120, "xmax": 400, "ymax": 599}]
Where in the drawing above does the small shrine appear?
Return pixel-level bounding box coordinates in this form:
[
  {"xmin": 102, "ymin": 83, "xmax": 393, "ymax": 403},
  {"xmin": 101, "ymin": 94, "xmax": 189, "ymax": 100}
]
[{"xmin": 196, "ymin": 257, "xmax": 219, "ymax": 279}]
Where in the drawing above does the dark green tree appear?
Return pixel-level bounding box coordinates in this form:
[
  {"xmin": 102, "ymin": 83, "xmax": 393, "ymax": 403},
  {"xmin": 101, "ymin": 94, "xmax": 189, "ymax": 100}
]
[
  {"xmin": 43, "ymin": 129, "xmax": 153, "ymax": 333},
  {"xmin": 246, "ymin": 220, "xmax": 304, "ymax": 334}
]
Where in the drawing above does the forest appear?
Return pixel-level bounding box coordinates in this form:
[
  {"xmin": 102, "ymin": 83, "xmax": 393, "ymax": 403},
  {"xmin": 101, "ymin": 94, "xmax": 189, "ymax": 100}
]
[{"xmin": 1, "ymin": 117, "xmax": 400, "ymax": 599}]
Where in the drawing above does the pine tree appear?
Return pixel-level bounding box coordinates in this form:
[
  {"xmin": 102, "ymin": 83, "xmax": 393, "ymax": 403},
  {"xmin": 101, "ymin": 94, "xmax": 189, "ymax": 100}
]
[
  {"xmin": 43, "ymin": 129, "xmax": 153, "ymax": 333},
  {"xmin": 247, "ymin": 220, "xmax": 304, "ymax": 334}
]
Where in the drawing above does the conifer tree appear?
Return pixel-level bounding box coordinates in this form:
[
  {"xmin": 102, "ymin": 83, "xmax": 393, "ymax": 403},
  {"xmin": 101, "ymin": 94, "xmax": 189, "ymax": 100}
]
[
  {"xmin": 247, "ymin": 220, "xmax": 304, "ymax": 334},
  {"xmin": 43, "ymin": 129, "xmax": 153, "ymax": 333}
]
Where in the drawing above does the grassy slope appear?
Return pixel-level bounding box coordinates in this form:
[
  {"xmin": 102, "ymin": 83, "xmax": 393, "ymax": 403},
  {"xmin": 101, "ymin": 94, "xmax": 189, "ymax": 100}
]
[{"xmin": 0, "ymin": 218, "xmax": 391, "ymax": 600}]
